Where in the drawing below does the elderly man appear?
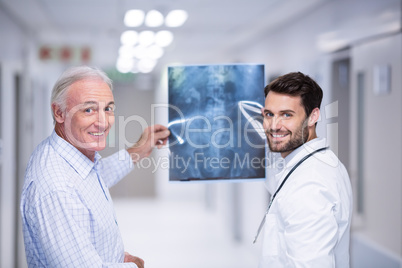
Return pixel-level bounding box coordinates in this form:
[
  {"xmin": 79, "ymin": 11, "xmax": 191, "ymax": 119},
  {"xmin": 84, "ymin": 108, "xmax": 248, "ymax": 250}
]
[{"xmin": 20, "ymin": 66, "xmax": 169, "ymax": 267}]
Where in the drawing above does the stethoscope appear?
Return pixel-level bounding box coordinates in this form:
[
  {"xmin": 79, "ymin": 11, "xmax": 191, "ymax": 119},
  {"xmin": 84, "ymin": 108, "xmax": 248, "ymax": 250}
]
[{"xmin": 253, "ymin": 146, "xmax": 329, "ymax": 244}]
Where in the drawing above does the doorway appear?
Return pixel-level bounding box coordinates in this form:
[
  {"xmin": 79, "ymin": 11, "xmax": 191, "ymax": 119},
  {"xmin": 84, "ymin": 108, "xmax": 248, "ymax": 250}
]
[{"xmin": 331, "ymin": 55, "xmax": 351, "ymax": 171}]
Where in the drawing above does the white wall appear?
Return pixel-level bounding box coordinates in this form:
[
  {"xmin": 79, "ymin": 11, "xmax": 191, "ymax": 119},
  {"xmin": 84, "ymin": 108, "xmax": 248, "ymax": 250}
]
[
  {"xmin": 0, "ymin": 6, "xmax": 67, "ymax": 267},
  {"xmin": 0, "ymin": 61, "xmax": 21, "ymax": 268},
  {"xmin": 0, "ymin": 6, "xmax": 26, "ymax": 268},
  {"xmin": 351, "ymin": 32, "xmax": 402, "ymax": 258}
]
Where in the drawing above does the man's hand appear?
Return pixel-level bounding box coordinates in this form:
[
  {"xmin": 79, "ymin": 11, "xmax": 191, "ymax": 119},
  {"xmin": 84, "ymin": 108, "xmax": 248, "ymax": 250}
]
[
  {"xmin": 124, "ymin": 252, "xmax": 144, "ymax": 268},
  {"xmin": 127, "ymin": 124, "xmax": 170, "ymax": 163}
]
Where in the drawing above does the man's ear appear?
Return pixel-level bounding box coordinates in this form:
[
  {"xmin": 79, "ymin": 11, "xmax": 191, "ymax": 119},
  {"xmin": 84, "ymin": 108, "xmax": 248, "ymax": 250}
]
[
  {"xmin": 308, "ymin": 108, "xmax": 320, "ymax": 127},
  {"xmin": 52, "ymin": 103, "xmax": 65, "ymax": 124}
]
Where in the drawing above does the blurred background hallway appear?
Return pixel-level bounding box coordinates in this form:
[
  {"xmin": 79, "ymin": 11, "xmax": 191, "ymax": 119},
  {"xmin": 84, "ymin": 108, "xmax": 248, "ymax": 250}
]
[{"xmin": 1, "ymin": 0, "xmax": 401, "ymax": 267}]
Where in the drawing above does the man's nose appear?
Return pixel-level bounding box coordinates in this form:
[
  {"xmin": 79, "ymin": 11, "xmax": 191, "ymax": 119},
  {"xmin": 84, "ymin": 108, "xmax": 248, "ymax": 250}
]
[
  {"xmin": 95, "ymin": 111, "xmax": 107, "ymax": 129},
  {"xmin": 270, "ymin": 116, "xmax": 282, "ymax": 131}
]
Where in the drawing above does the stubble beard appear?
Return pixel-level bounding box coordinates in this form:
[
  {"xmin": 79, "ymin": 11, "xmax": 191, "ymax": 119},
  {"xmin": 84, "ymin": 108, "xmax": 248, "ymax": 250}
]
[{"xmin": 267, "ymin": 120, "xmax": 309, "ymax": 155}]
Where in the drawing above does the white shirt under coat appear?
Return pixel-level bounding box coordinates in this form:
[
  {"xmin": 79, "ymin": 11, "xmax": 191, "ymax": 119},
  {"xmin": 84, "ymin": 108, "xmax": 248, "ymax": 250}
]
[{"xmin": 260, "ymin": 138, "xmax": 353, "ymax": 268}]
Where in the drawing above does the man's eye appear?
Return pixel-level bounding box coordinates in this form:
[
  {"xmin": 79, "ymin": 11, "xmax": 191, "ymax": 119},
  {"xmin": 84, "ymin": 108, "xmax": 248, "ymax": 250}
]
[
  {"xmin": 105, "ymin": 106, "xmax": 115, "ymax": 112},
  {"xmin": 283, "ymin": 113, "xmax": 292, "ymax": 118},
  {"xmin": 265, "ymin": 112, "xmax": 274, "ymax": 117},
  {"xmin": 84, "ymin": 108, "xmax": 94, "ymax": 113}
]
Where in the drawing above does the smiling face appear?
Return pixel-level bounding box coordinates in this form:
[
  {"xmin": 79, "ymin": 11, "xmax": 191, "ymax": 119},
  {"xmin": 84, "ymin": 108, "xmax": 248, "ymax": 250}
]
[
  {"xmin": 262, "ymin": 91, "xmax": 319, "ymax": 158},
  {"xmin": 53, "ymin": 79, "xmax": 115, "ymax": 161}
]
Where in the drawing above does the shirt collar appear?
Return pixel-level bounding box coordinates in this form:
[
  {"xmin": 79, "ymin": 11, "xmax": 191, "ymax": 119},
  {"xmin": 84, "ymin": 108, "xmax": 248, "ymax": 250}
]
[
  {"xmin": 265, "ymin": 138, "xmax": 328, "ymax": 193},
  {"xmin": 50, "ymin": 130, "xmax": 102, "ymax": 180},
  {"xmin": 284, "ymin": 137, "xmax": 327, "ymax": 168}
]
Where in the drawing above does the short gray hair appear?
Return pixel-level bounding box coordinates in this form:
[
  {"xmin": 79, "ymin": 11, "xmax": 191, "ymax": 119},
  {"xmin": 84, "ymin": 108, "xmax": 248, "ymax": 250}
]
[{"xmin": 51, "ymin": 66, "xmax": 113, "ymax": 122}]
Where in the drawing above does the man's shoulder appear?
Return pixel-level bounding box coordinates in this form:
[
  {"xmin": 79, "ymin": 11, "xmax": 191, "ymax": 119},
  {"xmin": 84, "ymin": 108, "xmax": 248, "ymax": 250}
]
[
  {"xmin": 23, "ymin": 135, "xmax": 78, "ymax": 199},
  {"xmin": 294, "ymin": 139, "xmax": 346, "ymax": 174},
  {"xmin": 288, "ymin": 147, "xmax": 350, "ymax": 196}
]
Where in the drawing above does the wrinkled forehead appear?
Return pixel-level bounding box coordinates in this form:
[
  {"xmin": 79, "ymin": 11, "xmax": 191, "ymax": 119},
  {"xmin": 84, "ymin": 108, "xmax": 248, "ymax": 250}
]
[{"xmin": 66, "ymin": 79, "xmax": 114, "ymax": 105}]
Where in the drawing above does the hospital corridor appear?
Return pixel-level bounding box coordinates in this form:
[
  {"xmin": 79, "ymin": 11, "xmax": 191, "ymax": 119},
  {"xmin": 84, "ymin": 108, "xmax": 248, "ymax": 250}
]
[{"xmin": 1, "ymin": 0, "xmax": 402, "ymax": 267}]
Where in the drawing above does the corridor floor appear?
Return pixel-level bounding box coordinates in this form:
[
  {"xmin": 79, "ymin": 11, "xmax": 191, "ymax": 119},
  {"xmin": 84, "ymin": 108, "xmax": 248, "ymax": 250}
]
[{"xmin": 114, "ymin": 198, "xmax": 260, "ymax": 268}]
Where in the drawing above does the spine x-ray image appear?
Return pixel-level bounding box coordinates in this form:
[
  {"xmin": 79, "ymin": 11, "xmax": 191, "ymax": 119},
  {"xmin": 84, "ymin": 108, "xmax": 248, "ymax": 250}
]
[{"xmin": 168, "ymin": 64, "xmax": 265, "ymax": 182}]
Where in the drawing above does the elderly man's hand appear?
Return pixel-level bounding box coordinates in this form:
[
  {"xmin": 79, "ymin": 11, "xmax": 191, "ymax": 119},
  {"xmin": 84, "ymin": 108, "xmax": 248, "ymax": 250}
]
[
  {"xmin": 124, "ymin": 252, "xmax": 144, "ymax": 268},
  {"xmin": 127, "ymin": 124, "xmax": 170, "ymax": 163}
]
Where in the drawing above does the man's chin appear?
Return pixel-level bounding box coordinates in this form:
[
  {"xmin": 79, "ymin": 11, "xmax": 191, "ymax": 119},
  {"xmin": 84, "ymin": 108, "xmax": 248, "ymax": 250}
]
[
  {"xmin": 268, "ymin": 146, "xmax": 282, "ymax": 153},
  {"xmin": 269, "ymin": 148, "xmax": 284, "ymax": 153},
  {"xmin": 268, "ymin": 144, "xmax": 293, "ymax": 154},
  {"xmin": 80, "ymin": 142, "xmax": 107, "ymax": 152},
  {"xmin": 268, "ymin": 140, "xmax": 285, "ymax": 152}
]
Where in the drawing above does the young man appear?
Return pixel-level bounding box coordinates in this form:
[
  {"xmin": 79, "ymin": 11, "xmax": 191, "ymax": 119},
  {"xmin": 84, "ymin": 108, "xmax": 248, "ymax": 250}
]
[
  {"xmin": 258, "ymin": 72, "xmax": 353, "ymax": 267},
  {"xmin": 20, "ymin": 66, "xmax": 170, "ymax": 267}
]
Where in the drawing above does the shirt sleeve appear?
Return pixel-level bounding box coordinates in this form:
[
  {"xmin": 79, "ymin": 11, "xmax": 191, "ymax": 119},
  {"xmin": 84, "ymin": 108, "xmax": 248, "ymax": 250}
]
[
  {"xmin": 25, "ymin": 190, "xmax": 137, "ymax": 268},
  {"xmin": 100, "ymin": 150, "xmax": 134, "ymax": 187},
  {"xmin": 277, "ymin": 170, "xmax": 338, "ymax": 267}
]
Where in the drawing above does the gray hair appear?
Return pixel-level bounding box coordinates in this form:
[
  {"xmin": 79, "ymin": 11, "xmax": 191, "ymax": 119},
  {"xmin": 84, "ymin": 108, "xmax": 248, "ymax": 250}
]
[{"xmin": 51, "ymin": 66, "xmax": 113, "ymax": 122}]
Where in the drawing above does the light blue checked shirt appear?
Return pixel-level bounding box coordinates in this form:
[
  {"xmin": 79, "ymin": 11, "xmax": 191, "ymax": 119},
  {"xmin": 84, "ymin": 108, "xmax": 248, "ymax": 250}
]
[{"xmin": 21, "ymin": 131, "xmax": 137, "ymax": 267}]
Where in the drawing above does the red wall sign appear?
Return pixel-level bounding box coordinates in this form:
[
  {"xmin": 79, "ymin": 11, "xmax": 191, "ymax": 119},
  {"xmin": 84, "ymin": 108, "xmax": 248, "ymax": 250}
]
[{"xmin": 39, "ymin": 46, "xmax": 91, "ymax": 63}]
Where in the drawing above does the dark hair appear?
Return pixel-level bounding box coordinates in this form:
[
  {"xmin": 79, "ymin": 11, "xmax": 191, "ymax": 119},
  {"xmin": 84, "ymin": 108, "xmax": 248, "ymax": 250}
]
[{"xmin": 264, "ymin": 72, "xmax": 323, "ymax": 117}]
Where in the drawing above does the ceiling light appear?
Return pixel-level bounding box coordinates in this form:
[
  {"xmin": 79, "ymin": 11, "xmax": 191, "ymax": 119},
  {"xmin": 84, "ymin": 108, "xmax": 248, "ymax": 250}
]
[
  {"xmin": 155, "ymin": 30, "xmax": 174, "ymax": 47},
  {"xmin": 145, "ymin": 10, "xmax": 164, "ymax": 27},
  {"xmin": 120, "ymin": 31, "xmax": 139, "ymax": 46},
  {"xmin": 146, "ymin": 45, "xmax": 164, "ymax": 59},
  {"xmin": 119, "ymin": 45, "xmax": 135, "ymax": 58},
  {"xmin": 165, "ymin": 10, "xmax": 188, "ymax": 27},
  {"xmin": 116, "ymin": 57, "xmax": 134, "ymax": 73},
  {"xmin": 124, "ymin": 9, "xmax": 145, "ymax": 27},
  {"xmin": 132, "ymin": 45, "xmax": 148, "ymax": 59},
  {"xmin": 138, "ymin": 58, "xmax": 157, "ymax": 73},
  {"xmin": 139, "ymin": 31, "xmax": 155, "ymax": 46},
  {"xmin": 131, "ymin": 65, "xmax": 139, "ymax": 73}
]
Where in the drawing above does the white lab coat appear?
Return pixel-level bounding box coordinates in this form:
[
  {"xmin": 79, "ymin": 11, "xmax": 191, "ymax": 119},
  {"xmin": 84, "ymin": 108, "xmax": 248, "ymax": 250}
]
[{"xmin": 260, "ymin": 138, "xmax": 353, "ymax": 268}]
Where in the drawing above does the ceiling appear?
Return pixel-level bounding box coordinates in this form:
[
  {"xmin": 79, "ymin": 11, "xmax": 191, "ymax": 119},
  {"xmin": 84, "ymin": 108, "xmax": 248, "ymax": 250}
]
[{"xmin": 0, "ymin": 0, "xmax": 328, "ymax": 76}]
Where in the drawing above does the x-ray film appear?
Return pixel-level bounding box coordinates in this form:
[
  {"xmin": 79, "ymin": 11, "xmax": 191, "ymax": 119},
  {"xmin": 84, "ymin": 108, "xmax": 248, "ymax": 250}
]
[{"xmin": 168, "ymin": 64, "xmax": 266, "ymax": 182}]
